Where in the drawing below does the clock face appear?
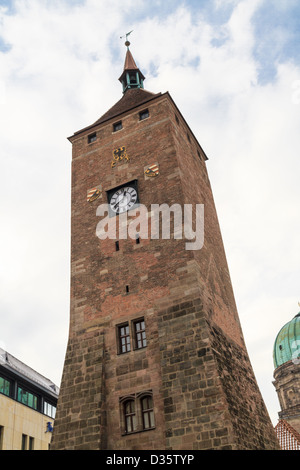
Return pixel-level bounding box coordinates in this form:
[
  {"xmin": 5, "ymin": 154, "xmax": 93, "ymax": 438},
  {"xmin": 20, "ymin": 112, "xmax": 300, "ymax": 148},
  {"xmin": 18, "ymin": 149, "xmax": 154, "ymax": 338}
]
[{"xmin": 109, "ymin": 185, "xmax": 138, "ymax": 214}]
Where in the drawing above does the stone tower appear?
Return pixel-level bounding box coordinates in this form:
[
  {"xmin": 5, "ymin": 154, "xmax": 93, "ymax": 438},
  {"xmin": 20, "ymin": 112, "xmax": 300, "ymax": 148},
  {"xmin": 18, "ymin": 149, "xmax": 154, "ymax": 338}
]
[
  {"xmin": 273, "ymin": 310, "xmax": 300, "ymax": 434},
  {"xmin": 51, "ymin": 42, "xmax": 279, "ymax": 450}
]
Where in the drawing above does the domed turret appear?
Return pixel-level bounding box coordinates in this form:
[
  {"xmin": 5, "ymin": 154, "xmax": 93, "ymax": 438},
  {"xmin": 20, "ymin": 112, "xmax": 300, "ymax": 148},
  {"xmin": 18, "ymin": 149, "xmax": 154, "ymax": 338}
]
[
  {"xmin": 273, "ymin": 308, "xmax": 300, "ymax": 441},
  {"xmin": 273, "ymin": 312, "xmax": 300, "ymax": 368}
]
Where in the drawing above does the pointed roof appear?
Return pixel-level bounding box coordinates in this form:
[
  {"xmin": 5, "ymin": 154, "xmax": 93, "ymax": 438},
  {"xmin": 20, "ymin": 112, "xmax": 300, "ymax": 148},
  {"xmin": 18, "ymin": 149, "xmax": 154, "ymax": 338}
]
[
  {"xmin": 93, "ymin": 42, "xmax": 158, "ymax": 126},
  {"xmin": 93, "ymin": 88, "xmax": 161, "ymax": 127},
  {"xmin": 275, "ymin": 419, "xmax": 300, "ymax": 450},
  {"xmin": 70, "ymin": 43, "xmax": 161, "ymax": 139},
  {"xmin": 123, "ymin": 48, "xmax": 139, "ymax": 71},
  {"xmin": 119, "ymin": 45, "xmax": 145, "ymax": 89}
]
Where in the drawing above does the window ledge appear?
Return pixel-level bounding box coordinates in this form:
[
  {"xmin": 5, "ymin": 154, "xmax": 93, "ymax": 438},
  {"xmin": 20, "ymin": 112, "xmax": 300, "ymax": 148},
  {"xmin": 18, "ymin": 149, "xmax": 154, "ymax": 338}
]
[{"xmin": 122, "ymin": 427, "xmax": 156, "ymax": 437}]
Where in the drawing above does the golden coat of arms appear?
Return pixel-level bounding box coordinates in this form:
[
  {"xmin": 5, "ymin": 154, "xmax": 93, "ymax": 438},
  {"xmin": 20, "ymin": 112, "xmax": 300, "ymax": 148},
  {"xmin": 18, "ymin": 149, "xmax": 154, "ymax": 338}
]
[{"xmin": 111, "ymin": 147, "xmax": 130, "ymax": 168}]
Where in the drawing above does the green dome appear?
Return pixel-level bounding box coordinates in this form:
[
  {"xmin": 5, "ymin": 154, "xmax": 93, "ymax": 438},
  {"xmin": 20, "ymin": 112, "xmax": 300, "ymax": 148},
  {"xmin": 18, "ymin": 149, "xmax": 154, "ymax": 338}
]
[{"xmin": 273, "ymin": 312, "xmax": 300, "ymax": 368}]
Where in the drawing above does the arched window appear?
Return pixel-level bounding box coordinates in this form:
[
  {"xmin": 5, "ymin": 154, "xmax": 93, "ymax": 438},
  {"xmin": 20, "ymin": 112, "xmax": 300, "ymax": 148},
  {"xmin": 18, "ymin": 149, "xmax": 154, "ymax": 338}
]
[
  {"xmin": 120, "ymin": 391, "xmax": 155, "ymax": 435},
  {"xmin": 141, "ymin": 395, "xmax": 155, "ymax": 430},
  {"xmin": 124, "ymin": 400, "xmax": 137, "ymax": 434}
]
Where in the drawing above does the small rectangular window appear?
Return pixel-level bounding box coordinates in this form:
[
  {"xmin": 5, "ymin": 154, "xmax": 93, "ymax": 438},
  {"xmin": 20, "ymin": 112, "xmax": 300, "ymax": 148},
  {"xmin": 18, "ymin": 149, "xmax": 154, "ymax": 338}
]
[
  {"xmin": 29, "ymin": 436, "xmax": 34, "ymax": 450},
  {"xmin": 0, "ymin": 426, "xmax": 4, "ymax": 450},
  {"xmin": 118, "ymin": 323, "xmax": 131, "ymax": 354},
  {"xmin": 139, "ymin": 109, "xmax": 149, "ymax": 121},
  {"xmin": 0, "ymin": 376, "xmax": 11, "ymax": 397},
  {"xmin": 88, "ymin": 132, "xmax": 97, "ymax": 144},
  {"xmin": 44, "ymin": 401, "xmax": 56, "ymax": 419},
  {"xmin": 21, "ymin": 434, "xmax": 27, "ymax": 450},
  {"xmin": 113, "ymin": 121, "xmax": 123, "ymax": 132},
  {"xmin": 133, "ymin": 319, "xmax": 147, "ymax": 349},
  {"xmin": 17, "ymin": 386, "xmax": 38, "ymax": 410}
]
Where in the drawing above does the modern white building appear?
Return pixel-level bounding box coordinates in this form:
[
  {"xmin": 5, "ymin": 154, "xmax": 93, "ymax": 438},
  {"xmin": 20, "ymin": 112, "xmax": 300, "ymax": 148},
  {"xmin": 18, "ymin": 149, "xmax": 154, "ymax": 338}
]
[{"xmin": 0, "ymin": 348, "xmax": 59, "ymax": 450}]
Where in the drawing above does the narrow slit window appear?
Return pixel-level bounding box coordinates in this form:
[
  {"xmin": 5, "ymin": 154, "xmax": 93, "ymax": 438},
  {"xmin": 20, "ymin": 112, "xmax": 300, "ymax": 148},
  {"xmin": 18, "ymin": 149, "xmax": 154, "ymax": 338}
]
[
  {"xmin": 21, "ymin": 434, "xmax": 27, "ymax": 450},
  {"xmin": 0, "ymin": 426, "xmax": 4, "ymax": 450},
  {"xmin": 136, "ymin": 234, "xmax": 140, "ymax": 244},
  {"xmin": 126, "ymin": 285, "xmax": 129, "ymax": 294},
  {"xmin": 29, "ymin": 437, "xmax": 34, "ymax": 450},
  {"xmin": 115, "ymin": 241, "xmax": 120, "ymax": 251}
]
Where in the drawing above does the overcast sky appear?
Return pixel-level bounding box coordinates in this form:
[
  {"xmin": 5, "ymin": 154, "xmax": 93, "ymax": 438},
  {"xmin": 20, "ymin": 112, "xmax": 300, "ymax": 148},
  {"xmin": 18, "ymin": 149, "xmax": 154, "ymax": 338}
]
[{"xmin": 0, "ymin": 0, "xmax": 299, "ymax": 428}]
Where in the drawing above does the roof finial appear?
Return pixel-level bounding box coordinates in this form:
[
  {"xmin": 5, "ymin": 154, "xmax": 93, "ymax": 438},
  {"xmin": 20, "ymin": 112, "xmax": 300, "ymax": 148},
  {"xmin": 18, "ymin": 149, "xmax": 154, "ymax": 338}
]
[{"xmin": 120, "ymin": 30, "xmax": 133, "ymax": 49}]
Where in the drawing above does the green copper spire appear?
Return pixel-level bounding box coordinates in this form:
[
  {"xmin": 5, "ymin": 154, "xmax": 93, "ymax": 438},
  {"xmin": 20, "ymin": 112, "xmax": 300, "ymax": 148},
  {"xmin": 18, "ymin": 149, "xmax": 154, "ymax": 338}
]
[{"xmin": 118, "ymin": 32, "xmax": 145, "ymax": 94}]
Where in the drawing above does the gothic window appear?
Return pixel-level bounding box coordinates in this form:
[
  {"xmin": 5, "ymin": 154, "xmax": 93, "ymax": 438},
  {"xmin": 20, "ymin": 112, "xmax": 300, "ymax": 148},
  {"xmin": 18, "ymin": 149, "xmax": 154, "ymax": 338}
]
[
  {"xmin": 141, "ymin": 395, "xmax": 155, "ymax": 430},
  {"xmin": 120, "ymin": 391, "xmax": 155, "ymax": 435},
  {"xmin": 124, "ymin": 400, "xmax": 137, "ymax": 434}
]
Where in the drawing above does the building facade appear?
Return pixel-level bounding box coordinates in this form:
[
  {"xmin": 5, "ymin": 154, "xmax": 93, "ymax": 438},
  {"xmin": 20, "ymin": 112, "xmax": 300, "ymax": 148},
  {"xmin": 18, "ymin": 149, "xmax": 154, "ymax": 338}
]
[
  {"xmin": 273, "ymin": 310, "xmax": 300, "ymax": 449},
  {"xmin": 0, "ymin": 348, "xmax": 58, "ymax": 450},
  {"xmin": 51, "ymin": 43, "xmax": 279, "ymax": 450}
]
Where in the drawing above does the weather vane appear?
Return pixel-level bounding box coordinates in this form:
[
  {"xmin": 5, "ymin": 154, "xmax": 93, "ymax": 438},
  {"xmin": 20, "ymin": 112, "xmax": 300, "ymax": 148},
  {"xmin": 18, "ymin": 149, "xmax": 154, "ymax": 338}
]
[{"xmin": 120, "ymin": 30, "xmax": 133, "ymax": 48}]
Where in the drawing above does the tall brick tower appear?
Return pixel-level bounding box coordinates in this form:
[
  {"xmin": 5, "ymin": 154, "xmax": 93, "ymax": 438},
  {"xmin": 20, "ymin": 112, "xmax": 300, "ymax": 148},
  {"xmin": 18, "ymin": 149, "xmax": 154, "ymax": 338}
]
[{"xmin": 51, "ymin": 40, "xmax": 279, "ymax": 450}]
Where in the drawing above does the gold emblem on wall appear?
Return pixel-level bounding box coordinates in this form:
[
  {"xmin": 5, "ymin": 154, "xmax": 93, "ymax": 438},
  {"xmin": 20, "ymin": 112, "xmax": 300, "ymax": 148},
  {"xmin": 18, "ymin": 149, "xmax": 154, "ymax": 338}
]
[
  {"xmin": 144, "ymin": 163, "xmax": 159, "ymax": 178},
  {"xmin": 87, "ymin": 186, "xmax": 102, "ymax": 203},
  {"xmin": 111, "ymin": 147, "xmax": 130, "ymax": 168}
]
